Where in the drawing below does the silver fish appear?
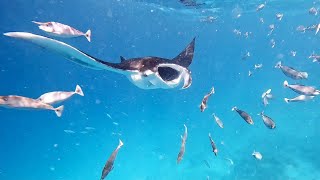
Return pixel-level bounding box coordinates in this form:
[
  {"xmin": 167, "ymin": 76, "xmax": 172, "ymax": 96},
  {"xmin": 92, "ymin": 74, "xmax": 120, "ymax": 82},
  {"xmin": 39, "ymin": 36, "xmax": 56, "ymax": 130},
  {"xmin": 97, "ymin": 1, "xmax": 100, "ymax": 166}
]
[
  {"xmin": 270, "ymin": 39, "xmax": 275, "ymax": 48},
  {"xmin": 261, "ymin": 89, "xmax": 272, "ymax": 106},
  {"xmin": 242, "ymin": 51, "xmax": 250, "ymax": 60},
  {"xmin": 200, "ymin": 86, "xmax": 215, "ymax": 112},
  {"xmin": 290, "ymin": 51, "xmax": 297, "ymax": 57},
  {"xmin": 0, "ymin": 95, "xmax": 63, "ymax": 117},
  {"xmin": 268, "ymin": 24, "xmax": 275, "ymax": 36},
  {"xmin": 296, "ymin": 25, "xmax": 306, "ymax": 33},
  {"xmin": 283, "ymin": 81, "xmax": 320, "ymax": 96},
  {"xmin": 252, "ymin": 151, "xmax": 262, "ymax": 160},
  {"xmin": 243, "ymin": 31, "xmax": 252, "ymax": 38},
  {"xmin": 32, "ymin": 21, "xmax": 91, "ymax": 42},
  {"xmin": 256, "ymin": 2, "xmax": 266, "ymax": 12},
  {"xmin": 208, "ymin": 133, "xmax": 218, "ymax": 156},
  {"xmin": 258, "ymin": 111, "xmax": 276, "ymax": 129},
  {"xmin": 64, "ymin": 130, "xmax": 76, "ymax": 134},
  {"xmin": 213, "ymin": 113, "xmax": 224, "ymax": 128},
  {"xmin": 276, "ymin": 13, "xmax": 283, "ymax": 21},
  {"xmin": 100, "ymin": 139, "xmax": 124, "ymax": 180},
  {"xmin": 37, "ymin": 85, "xmax": 84, "ymax": 105},
  {"xmin": 309, "ymin": 7, "xmax": 318, "ymax": 16},
  {"xmin": 177, "ymin": 124, "xmax": 188, "ymax": 164},
  {"xmin": 284, "ymin": 95, "xmax": 315, "ymax": 103},
  {"xmin": 309, "ymin": 52, "xmax": 320, "ymax": 62},
  {"xmin": 275, "ymin": 61, "xmax": 308, "ymax": 80},
  {"xmin": 200, "ymin": 16, "xmax": 217, "ymax": 23},
  {"xmin": 232, "ymin": 106, "xmax": 254, "ymax": 125},
  {"xmin": 233, "ymin": 29, "xmax": 242, "ymax": 36},
  {"xmin": 254, "ymin": 64, "xmax": 263, "ymax": 70},
  {"xmin": 85, "ymin": 126, "xmax": 95, "ymax": 130}
]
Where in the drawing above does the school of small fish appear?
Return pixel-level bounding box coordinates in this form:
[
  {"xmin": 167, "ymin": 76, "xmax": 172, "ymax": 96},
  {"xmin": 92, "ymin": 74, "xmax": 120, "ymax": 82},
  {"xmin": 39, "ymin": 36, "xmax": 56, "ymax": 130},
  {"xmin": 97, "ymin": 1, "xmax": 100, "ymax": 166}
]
[{"xmin": 2, "ymin": 1, "xmax": 320, "ymax": 179}]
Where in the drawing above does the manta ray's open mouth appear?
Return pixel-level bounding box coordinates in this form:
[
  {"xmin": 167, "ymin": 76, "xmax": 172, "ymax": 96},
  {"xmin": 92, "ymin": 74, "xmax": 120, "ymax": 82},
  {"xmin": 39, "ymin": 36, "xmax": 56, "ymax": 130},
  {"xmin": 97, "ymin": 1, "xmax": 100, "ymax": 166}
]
[
  {"xmin": 158, "ymin": 66, "xmax": 180, "ymax": 81},
  {"xmin": 155, "ymin": 63, "xmax": 192, "ymax": 89}
]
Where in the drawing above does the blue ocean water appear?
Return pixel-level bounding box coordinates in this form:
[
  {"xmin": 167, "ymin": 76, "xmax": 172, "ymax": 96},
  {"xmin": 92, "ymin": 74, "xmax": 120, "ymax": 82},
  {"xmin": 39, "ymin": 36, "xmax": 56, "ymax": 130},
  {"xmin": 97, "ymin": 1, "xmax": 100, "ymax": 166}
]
[{"xmin": 1, "ymin": 0, "xmax": 320, "ymax": 179}]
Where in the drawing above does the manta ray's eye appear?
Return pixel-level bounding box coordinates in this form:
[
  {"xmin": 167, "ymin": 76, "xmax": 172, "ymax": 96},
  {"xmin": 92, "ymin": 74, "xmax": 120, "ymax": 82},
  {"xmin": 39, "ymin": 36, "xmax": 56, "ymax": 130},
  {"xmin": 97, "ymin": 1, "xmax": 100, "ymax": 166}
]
[{"xmin": 2, "ymin": 97, "xmax": 8, "ymax": 101}]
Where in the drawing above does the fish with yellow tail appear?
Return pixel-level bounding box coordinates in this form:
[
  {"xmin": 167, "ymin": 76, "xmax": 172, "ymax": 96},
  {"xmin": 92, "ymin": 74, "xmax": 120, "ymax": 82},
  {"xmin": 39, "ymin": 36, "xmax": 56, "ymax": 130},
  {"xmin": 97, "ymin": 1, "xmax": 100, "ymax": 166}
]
[
  {"xmin": 258, "ymin": 111, "xmax": 276, "ymax": 129},
  {"xmin": 37, "ymin": 85, "xmax": 84, "ymax": 105},
  {"xmin": 0, "ymin": 95, "xmax": 63, "ymax": 117},
  {"xmin": 32, "ymin": 21, "xmax": 91, "ymax": 42},
  {"xmin": 100, "ymin": 139, "xmax": 124, "ymax": 180},
  {"xmin": 275, "ymin": 61, "xmax": 308, "ymax": 80},
  {"xmin": 208, "ymin": 133, "xmax": 218, "ymax": 156},
  {"xmin": 177, "ymin": 124, "xmax": 188, "ymax": 164},
  {"xmin": 284, "ymin": 95, "xmax": 315, "ymax": 103},
  {"xmin": 283, "ymin": 81, "xmax": 320, "ymax": 96},
  {"xmin": 232, "ymin": 107, "xmax": 254, "ymax": 125},
  {"xmin": 212, "ymin": 113, "xmax": 223, "ymax": 128},
  {"xmin": 200, "ymin": 86, "xmax": 215, "ymax": 112}
]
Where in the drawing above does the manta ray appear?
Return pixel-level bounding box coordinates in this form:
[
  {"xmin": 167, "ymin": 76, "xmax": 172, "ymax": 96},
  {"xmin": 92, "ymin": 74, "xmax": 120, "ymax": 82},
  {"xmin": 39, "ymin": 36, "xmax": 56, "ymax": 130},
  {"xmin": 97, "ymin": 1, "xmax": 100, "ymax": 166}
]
[{"xmin": 4, "ymin": 32, "xmax": 195, "ymax": 90}]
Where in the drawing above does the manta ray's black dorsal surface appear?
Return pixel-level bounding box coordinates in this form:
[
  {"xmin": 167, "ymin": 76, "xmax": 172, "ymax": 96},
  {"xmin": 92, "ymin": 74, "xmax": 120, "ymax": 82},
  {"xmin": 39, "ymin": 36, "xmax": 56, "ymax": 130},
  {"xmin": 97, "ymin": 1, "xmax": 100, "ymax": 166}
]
[
  {"xmin": 83, "ymin": 37, "xmax": 195, "ymax": 72},
  {"xmin": 4, "ymin": 32, "xmax": 196, "ymax": 89}
]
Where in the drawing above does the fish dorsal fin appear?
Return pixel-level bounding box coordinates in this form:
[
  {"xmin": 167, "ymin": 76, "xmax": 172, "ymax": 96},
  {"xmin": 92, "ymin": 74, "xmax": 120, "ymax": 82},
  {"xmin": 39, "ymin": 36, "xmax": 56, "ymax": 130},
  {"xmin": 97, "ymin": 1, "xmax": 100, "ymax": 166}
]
[
  {"xmin": 120, "ymin": 56, "xmax": 126, "ymax": 62},
  {"xmin": 172, "ymin": 37, "xmax": 196, "ymax": 68}
]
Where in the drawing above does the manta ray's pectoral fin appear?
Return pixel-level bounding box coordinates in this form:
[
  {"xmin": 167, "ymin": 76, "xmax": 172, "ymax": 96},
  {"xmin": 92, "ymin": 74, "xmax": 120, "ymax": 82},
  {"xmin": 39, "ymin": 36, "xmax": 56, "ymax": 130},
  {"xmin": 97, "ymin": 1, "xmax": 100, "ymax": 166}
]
[
  {"xmin": 172, "ymin": 37, "xmax": 195, "ymax": 68},
  {"xmin": 3, "ymin": 32, "xmax": 124, "ymax": 74}
]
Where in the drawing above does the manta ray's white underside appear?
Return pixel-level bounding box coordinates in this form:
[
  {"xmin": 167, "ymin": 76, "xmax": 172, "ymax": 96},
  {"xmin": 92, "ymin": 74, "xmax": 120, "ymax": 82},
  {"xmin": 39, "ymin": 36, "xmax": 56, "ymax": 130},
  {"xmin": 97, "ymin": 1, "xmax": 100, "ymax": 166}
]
[{"xmin": 4, "ymin": 32, "xmax": 191, "ymax": 90}]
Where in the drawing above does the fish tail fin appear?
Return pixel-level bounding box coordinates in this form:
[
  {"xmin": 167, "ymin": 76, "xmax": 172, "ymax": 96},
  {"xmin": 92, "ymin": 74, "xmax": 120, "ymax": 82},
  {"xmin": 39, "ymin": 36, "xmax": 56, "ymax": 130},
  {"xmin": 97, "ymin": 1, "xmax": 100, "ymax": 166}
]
[
  {"xmin": 118, "ymin": 139, "xmax": 124, "ymax": 148},
  {"xmin": 283, "ymin": 80, "xmax": 289, "ymax": 87},
  {"xmin": 231, "ymin": 106, "xmax": 237, "ymax": 111},
  {"xmin": 183, "ymin": 124, "xmax": 188, "ymax": 134},
  {"xmin": 260, "ymin": 111, "xmax": 264, "ymax": 115},
  {"xmin": 300, "ymin": 72, "xmax": 308, "ymax": 79},
  {"xmin": 284, "ymin": 98, "xmax": 289, "ymax": 103},
  {"xmin": 275, "ymin": 61, "xmax": 281, "ymax": 68},
  {"xmin": 75, "ymin": 85, "xmax": 84, "ymax": 96},
  {"xmin": 210, "ymin": 86, "xmax": 215, "ymax": 94},
  {"xmin": 313, "ymin": 59, "xmax": 317, "ymax": 62},
  {"xmin": 55, "ymin": 105, "xmax": 64, "ymax": 117},
  {"xmin": 84, "ymin": 30, "xmax": 91, "ymax": 42}
]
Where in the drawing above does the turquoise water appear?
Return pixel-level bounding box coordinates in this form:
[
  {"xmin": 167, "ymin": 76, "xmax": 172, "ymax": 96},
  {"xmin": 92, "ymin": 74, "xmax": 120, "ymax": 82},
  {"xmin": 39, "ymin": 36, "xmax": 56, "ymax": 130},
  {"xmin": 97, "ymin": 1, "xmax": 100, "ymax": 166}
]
[{"xmin": 1, "ymin": 0, "xmax": 320, "ymax": 179}]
